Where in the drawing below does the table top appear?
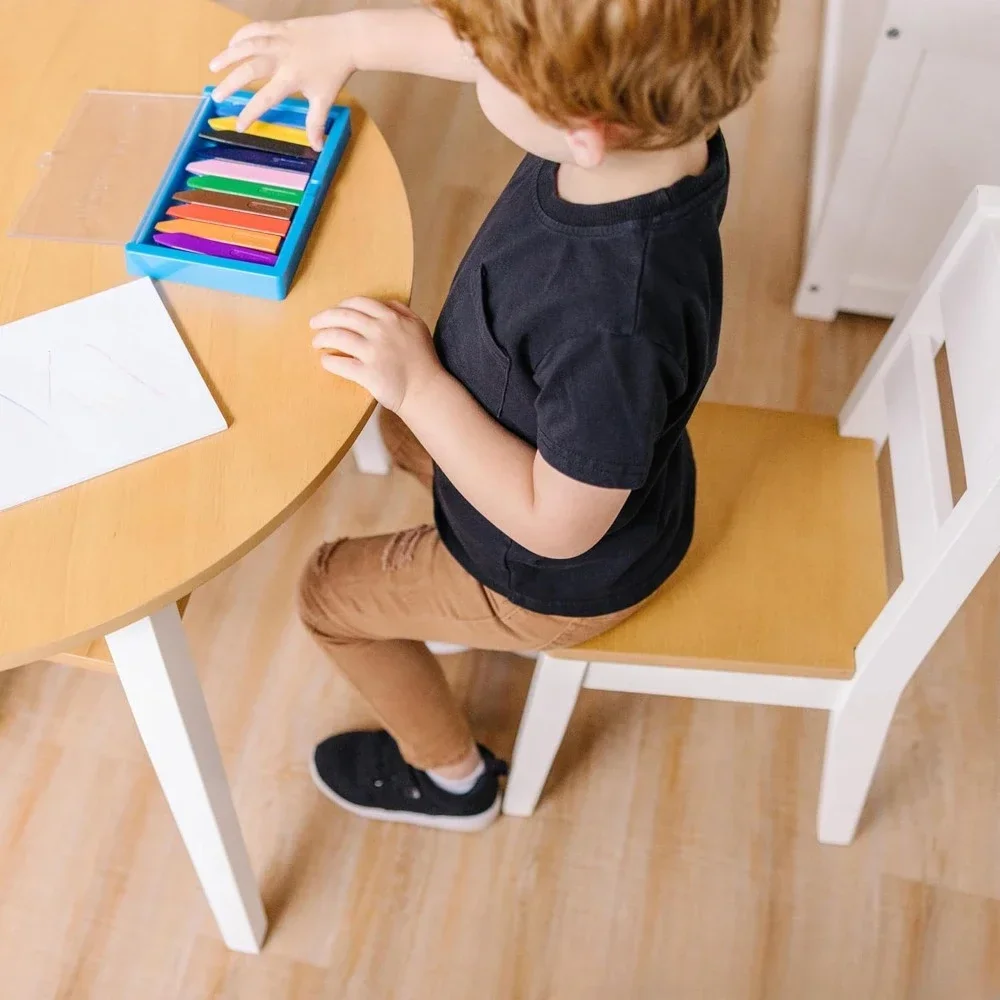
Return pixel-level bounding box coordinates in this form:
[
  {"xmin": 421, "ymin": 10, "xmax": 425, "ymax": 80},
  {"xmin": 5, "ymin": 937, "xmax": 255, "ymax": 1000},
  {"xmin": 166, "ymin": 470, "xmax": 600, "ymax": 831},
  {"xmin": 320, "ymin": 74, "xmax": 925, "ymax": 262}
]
[{"xmin": 0, "ymin": 0, "xmax": 413, "ymax": 669}]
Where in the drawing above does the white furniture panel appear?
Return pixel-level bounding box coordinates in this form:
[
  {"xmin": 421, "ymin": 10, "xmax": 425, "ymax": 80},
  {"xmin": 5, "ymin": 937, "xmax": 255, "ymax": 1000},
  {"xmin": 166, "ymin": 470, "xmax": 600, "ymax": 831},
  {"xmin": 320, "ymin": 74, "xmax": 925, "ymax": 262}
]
[{"xmin": 796, "ymin": 0, "xmax": 1000, "ymax": 320}]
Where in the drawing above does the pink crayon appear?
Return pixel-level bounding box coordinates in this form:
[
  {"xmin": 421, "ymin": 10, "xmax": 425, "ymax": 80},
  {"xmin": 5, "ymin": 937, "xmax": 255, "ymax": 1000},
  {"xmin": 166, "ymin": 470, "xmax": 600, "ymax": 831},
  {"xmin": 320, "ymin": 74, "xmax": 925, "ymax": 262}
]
[{"xmin": 186, "ymin": 157, "xmax": 310, "ymax": 191}]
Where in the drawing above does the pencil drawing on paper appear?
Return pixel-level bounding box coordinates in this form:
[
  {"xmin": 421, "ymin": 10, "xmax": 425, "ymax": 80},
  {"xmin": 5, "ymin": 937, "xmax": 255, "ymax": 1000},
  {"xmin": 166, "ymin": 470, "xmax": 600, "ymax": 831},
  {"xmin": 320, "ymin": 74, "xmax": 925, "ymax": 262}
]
[{"xmin": 0, "ymin": 278, "xmax": 227, "ymax": 513}]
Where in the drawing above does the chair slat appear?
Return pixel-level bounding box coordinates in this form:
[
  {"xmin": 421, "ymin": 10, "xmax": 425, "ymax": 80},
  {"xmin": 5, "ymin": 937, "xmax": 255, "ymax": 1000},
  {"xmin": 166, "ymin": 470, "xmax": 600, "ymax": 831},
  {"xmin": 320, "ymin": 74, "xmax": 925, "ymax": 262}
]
[
  {"xmin": 939, "ymin": 219, "xmax": 1000, "ymax": 489},
  {"xmin": 885, "ymin": 333, "xmax": 953, "ymax": 578}
]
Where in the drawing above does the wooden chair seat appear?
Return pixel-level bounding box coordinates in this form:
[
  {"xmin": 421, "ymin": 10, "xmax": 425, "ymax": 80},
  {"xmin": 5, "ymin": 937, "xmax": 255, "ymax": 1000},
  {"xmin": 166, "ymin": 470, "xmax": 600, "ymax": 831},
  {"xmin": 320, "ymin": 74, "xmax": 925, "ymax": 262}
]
[{"xmin": 559, "ymin": 403, "xmax": 888, "ymax": 678}]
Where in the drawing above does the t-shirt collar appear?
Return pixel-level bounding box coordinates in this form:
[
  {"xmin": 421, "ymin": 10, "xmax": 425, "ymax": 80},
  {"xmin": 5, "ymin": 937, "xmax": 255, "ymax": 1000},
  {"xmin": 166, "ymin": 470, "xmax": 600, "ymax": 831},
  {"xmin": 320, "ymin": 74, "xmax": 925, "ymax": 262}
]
[{"xmin": 535, "ymin": 129, "xmax": 727, "ymax": 229}]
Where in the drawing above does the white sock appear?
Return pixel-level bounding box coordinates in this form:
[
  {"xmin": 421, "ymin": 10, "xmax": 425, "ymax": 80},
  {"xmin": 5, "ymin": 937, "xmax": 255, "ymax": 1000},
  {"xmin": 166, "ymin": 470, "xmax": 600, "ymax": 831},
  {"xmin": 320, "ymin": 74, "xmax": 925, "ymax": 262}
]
[{"xmin": 427, "ymin": 757, "xmax": 485, "ymax": 795}]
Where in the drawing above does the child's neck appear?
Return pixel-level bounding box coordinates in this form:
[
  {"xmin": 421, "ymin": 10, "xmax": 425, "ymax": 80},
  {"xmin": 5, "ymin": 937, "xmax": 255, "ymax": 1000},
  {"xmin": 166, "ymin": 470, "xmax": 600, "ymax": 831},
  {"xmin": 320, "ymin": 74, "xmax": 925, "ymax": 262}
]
[{"xmin": 556, "ymin": 134, "xmax": 710, "ymax": 206}]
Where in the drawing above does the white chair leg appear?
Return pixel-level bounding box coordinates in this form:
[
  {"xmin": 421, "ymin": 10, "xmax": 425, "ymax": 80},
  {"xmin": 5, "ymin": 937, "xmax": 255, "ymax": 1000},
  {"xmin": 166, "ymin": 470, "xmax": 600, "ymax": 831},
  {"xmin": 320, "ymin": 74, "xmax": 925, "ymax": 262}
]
[
  {"xmin": 423, "ymin": 642, "xmax": 537, "ymax": 658},
  {"xmin": 816, "ymin": 684, "xmax": 904, "ymax": 845},
  {"xmin": 106, "ymin": 605, "xmax": 268, "ymax": 953},
  {"xmin": 352, "ymin": 405, "xmax": 391, "ymax": 475},
  {"xmin": 425, "ymin": 641, "xmax": 471, "ymax": 656},
  {"xmin": 503, "ymin": 654, "xmax": 587, "ymax": 817}
]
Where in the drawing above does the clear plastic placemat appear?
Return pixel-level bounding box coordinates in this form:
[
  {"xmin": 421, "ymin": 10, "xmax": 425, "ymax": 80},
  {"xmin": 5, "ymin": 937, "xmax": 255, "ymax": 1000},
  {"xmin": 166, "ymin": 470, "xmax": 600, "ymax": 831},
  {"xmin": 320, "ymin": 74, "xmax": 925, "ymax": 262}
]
[{"xmin": 8, "ymin": 90, "xmax": 203, "ymax": 245}]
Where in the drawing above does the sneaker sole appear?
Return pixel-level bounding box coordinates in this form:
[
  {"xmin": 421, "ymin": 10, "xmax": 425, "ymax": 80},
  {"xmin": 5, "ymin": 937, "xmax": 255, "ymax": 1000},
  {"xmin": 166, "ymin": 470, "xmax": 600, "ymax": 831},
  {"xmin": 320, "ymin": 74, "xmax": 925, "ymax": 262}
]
[{"xmin": 308, "ymin": 754, "xmax": 502, "ymax": 833}]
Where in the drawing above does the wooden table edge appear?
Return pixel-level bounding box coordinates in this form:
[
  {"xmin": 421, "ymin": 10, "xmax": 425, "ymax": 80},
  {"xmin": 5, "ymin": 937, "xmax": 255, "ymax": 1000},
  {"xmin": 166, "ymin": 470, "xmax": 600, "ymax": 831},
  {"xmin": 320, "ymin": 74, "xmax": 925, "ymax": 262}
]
[{"xmin": 1, "ymin": 398, "xmax": 378, "ymax": 671}]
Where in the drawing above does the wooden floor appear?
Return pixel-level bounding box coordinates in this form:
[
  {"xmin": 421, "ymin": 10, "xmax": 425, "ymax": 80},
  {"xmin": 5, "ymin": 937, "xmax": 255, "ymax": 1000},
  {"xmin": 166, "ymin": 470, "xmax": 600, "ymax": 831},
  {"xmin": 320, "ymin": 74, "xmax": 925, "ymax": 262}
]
[{"xmin": 4, "ymin": 1, "xmax": 1000, "ymax": 997}]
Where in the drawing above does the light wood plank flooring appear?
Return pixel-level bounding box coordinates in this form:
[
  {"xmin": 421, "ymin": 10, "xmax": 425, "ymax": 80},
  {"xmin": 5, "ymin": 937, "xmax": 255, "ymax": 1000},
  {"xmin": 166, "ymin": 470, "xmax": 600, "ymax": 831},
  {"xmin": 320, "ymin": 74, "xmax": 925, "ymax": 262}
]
[{"xmin": 3, "ymin": 1, "xmax": 999, "ymax": 996}]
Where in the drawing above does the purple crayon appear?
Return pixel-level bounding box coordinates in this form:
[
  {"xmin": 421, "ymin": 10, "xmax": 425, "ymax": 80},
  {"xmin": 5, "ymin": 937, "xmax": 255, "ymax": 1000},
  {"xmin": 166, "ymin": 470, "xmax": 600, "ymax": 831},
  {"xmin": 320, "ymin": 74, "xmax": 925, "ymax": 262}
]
[{"xmin": 154, "ymin": 232, "xmax": 279, "ymax": 266}]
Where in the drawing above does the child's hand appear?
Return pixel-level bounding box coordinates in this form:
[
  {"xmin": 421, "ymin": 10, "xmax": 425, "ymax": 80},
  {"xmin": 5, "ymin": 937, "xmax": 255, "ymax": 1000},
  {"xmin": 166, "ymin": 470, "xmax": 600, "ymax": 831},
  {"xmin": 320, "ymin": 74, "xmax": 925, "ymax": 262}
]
[
  {"xmin": 209, "ymin": 16, "xmax": 356, "ymax": 151},
  {"xmin": 310, "ymin": 299, "xmax": 443, "ymax": 414}
]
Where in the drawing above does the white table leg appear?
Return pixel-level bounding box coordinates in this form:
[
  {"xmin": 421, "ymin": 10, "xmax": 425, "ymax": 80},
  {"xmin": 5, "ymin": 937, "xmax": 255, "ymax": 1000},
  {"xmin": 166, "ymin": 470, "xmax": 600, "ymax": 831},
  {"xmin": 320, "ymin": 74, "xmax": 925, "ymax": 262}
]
[
  {"xmin": 106, "ymin": 605, "xmax": 267, "ymax": 953},
  {"xmin": 352, "ymin": 405, "xmax": 392, "ymax": 475}
]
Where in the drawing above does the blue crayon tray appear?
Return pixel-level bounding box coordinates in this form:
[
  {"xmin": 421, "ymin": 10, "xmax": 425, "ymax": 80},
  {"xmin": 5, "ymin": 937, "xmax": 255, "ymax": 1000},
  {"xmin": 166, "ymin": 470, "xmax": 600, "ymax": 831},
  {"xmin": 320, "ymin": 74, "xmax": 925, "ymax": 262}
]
[{"xmin": 124, "ymin": 87, "xmax": 351, "ymax": 300}]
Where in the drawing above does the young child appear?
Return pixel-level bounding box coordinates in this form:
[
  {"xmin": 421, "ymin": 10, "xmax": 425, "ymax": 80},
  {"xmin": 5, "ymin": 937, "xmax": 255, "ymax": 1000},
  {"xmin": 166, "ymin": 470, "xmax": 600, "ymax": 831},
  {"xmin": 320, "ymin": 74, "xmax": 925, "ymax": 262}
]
[{"xmin": 211, "ymin": 0, "xmax": 777, "ymax": 831}]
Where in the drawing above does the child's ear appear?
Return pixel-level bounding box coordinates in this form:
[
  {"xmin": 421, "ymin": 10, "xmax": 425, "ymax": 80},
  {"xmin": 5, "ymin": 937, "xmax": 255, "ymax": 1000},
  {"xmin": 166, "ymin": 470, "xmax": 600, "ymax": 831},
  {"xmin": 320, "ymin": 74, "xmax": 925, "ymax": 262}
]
[{"xmin": 566, "ymin": 123, "xmax": 607, "ymax": 168}]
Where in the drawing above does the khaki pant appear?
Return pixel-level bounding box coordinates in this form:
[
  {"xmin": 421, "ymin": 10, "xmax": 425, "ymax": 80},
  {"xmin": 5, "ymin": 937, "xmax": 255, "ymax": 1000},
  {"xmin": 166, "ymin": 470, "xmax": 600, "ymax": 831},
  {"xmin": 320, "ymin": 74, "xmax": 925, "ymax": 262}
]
[{"xmin": 298, "ymin": 411, "xmax": 639, "ymax": 770}]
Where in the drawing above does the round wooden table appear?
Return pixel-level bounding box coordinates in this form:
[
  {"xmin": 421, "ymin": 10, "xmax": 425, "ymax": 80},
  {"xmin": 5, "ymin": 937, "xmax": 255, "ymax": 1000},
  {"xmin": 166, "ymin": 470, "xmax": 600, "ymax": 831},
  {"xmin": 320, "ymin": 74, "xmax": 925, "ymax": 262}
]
[{"xmin": 0, "ymin": 0, "xmax": 413, "ymax": 952}]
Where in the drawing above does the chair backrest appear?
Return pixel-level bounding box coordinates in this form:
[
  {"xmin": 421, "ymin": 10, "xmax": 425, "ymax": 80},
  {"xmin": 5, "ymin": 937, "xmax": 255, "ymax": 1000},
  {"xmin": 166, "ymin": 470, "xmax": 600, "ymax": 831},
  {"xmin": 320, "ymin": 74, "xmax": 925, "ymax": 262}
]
[{"xmin": 839, "ymin": 186, "xmax": 1000, "ymax": 669}]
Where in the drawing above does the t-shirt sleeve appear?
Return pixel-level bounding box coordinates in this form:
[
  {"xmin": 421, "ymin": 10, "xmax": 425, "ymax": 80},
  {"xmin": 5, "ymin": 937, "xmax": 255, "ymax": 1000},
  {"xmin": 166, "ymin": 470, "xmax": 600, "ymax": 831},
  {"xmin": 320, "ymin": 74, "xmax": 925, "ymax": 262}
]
[{"xmin": 533, "ymin": 330, "xmax": 684, "ymax": 490}]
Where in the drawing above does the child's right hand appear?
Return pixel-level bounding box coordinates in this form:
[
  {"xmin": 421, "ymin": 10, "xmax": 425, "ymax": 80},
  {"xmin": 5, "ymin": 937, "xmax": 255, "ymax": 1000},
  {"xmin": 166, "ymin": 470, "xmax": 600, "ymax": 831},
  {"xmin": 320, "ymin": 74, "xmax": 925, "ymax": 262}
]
[{"xmin": 209, "ymin": 16, "xmax": 357, "ymax": 151}]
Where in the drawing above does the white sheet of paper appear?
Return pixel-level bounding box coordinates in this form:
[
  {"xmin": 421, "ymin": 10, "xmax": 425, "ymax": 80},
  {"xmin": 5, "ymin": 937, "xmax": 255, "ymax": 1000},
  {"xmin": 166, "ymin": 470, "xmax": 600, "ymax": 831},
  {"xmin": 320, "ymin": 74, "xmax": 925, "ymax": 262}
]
[{"xmin": 0, "ymin": 278, "xmax": 227, "ymax": 513}]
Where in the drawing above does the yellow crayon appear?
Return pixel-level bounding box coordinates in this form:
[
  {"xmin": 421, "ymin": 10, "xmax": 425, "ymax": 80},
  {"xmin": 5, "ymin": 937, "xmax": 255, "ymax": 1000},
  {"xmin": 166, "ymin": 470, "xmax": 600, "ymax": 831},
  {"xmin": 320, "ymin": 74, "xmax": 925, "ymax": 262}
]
[{"xmin": 208, "ymin": 117, "xmax": 312, "ymax": 147}]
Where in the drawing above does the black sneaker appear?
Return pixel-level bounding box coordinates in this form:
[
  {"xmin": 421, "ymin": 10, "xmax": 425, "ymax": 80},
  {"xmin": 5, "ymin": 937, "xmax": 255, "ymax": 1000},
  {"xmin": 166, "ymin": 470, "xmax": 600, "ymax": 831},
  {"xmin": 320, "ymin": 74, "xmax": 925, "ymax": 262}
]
[{"xmin": 310, "ymin": 730, "xmax": 508, "ymax": 832}]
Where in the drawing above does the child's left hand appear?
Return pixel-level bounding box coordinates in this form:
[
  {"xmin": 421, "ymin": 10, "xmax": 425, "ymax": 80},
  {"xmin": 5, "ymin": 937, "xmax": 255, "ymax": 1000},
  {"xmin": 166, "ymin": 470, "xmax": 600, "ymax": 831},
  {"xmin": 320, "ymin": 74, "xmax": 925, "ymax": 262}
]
[{"xmin": 310, "ymin": 298, "xmax": 442, "ymax": 413}]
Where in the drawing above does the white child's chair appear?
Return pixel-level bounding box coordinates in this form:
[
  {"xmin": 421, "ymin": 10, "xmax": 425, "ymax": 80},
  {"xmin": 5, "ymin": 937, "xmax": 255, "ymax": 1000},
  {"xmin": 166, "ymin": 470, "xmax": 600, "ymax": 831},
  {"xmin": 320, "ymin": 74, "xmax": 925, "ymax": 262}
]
[{"xmin": 351, "ymin": 188, "xmax": 1000, "ymax": 844}]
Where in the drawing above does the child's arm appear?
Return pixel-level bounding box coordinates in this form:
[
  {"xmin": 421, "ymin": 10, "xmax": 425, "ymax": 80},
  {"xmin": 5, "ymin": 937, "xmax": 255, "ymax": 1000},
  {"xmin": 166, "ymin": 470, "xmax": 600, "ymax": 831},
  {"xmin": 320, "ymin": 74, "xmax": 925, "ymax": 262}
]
[
  {"xmin": 311, "ymin": 300, "xmax": 630, "ymax": 561},
  {"xmin": 400, "ymin": 371, "xmax": 630, "ymax": 560},
  {"xmin": 210, "ymin": 9, "xmax": 476, "ymax": 150}
]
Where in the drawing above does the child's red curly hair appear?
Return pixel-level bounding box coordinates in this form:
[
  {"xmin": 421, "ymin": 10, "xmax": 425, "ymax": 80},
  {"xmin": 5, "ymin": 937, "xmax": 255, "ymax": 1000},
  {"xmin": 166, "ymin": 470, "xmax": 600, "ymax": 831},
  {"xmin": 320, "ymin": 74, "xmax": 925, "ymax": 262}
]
[{"xmin": 430, "ymin": 0, "xmax": 779, "ymax": 149}]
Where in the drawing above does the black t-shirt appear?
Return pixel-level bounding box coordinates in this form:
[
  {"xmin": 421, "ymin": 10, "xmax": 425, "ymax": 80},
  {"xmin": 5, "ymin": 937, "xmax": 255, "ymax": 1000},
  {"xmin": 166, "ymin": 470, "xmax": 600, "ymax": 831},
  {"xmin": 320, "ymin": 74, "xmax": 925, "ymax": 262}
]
[{"xmin": 433, "ymin": 130, "xmax": 729, "ymax": 617}]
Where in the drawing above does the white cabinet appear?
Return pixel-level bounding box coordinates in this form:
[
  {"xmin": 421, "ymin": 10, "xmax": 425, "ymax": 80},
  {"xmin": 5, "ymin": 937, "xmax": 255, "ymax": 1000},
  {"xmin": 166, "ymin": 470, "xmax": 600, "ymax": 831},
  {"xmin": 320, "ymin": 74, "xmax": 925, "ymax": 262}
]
[{"xmin": 795, "ymin": 0, "xmax": 1000, "ymax": 321}]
